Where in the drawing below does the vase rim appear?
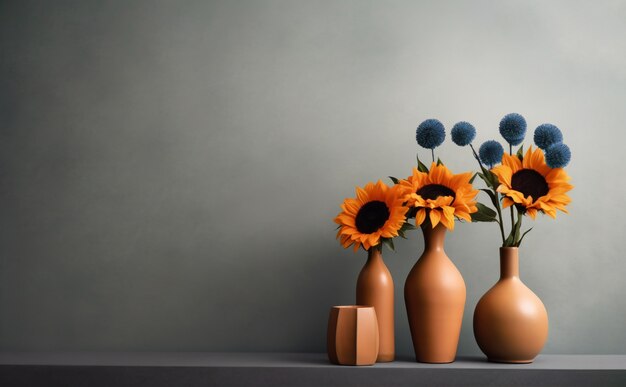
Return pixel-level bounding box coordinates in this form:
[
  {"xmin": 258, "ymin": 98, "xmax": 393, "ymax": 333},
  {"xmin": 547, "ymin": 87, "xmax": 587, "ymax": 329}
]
[{"xmin": 500, "ymin": 246, "xmax": 519, "ymax": 251}]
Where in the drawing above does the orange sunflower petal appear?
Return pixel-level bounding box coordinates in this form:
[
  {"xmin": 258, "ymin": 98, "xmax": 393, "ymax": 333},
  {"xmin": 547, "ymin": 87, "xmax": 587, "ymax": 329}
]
[
  {"xmin": 440, "ymin": 206, "xmax": 456, "ymax": 231},
  {"xmin": 398, "ymin": 163, "xmax": 478, "ymax": 230},
  {"xmin": 415, "ymin": 208, "xmax": 427, "ymax": 226},
  {"xmin": 429, "ymin": 209, "xmax": 442, "ymax": 228},
  {"xmin": 491, "ymin": 165, "xmax": 512, "ymax": 188},
  {"xmin": 335, "ymin": 180, "xmax": 408, "ymax": 251},
  {"xmin": 502, "ymin": 197, "xmax": 515, "ymax": 208},
  {"xmin": 502, "ymin": 152, "xmax": 522, "ymax": 172},
  {"xmin": 492, "ymin": 146, "xmax": 572, "ymax": 219}
]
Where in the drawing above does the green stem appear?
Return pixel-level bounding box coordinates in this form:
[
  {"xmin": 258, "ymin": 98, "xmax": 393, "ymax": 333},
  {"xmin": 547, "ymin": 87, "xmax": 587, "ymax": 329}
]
[
  {"xmin": 431, "ymin": 149, "xmax": 435, "ymax": 164},
  {"xmin": 469, "ymin": 144, "xmax": 482, "ymax": 168},
  {"xmin": 514, "ymin": 209, "xmax": 523, "ymax": 246},
  {"xmin": 469, "ymin": 144, "xmax": 506, "ymax": 244},
  {"xmin": 504, "ymin": 208, "xmax": 524, "ymax": 247},
  {"xmin": 508, "ymin": 144, "xmax": 515, "ymax": 231},
  {"xmin": 494, "ymin": 195, "xmax": 506, "ymax": 244}
]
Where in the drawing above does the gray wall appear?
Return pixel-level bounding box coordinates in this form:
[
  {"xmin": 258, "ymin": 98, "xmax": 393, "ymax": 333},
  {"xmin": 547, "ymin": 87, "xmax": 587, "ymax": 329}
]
[{"xmin": 1, "ymin": 0, "xmax": 625, "ymax": 355}]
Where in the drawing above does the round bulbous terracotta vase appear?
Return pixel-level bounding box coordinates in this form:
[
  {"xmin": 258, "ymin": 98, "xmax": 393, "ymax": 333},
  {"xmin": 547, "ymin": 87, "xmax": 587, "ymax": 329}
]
[
  {"xmin": 356, "ymin": 247, "xmax": 394, "ymax": 362},
  {"xmin": 404, "ymin": 223, "xmax": 466, "ymax": 363},
  {"xmin": 473, "ymin": 247, "xmax": 548, "ymax": 363}
]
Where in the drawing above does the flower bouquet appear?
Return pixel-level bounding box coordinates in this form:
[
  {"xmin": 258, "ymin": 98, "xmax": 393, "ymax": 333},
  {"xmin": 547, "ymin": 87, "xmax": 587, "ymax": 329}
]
[
  {"xmin": 333, "ymin": 180, "xmax": 412, "ymax": 362},
  {"xmin": 330, "ymin": 112, "xmax": 573, "ymax": 364},
  {"xmin": 334, "ymin": 118, "xmax": 482, "ymax": 363},
  {"xmin": 451, "ymin": 113, "xmax": 573, "ymax": 363},
  {"xmin": 453, "ymin": 113, "xmax": 573, "ymax": 247},
  {"xmin": 395, "ymin": 119, "xmax": 480, "ymax": 363}
]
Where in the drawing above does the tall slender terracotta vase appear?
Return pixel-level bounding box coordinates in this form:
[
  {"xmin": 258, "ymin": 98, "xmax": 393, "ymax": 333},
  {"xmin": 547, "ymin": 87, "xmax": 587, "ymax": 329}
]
[
  {"xmin": 473, "ymin": 247, "xmax": 548, "ymax": 363},
  {"xmin": 356, "ymin": 247, "xmax": 394, "ymax": 362},
  {"xmin": 404, "ymin": 223, "xmax": 466, "ymax": 363}
]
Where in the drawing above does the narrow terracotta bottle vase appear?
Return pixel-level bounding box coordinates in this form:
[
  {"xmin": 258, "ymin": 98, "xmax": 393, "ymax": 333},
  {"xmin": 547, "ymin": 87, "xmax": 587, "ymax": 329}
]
[
  {"xmin": 473, "ymin": 247, "xmax": 548, "ymax": 363},
  {"xmin": 404, "ymin": 223, "xmax": 466, "ymax": 363},
  {"xmin": 356, "ymin": 246, "xmax": 394, "ymax": 362},
  {"xmin": 327, "ymin": 306, "xmax": 379, "ymax": 366}
]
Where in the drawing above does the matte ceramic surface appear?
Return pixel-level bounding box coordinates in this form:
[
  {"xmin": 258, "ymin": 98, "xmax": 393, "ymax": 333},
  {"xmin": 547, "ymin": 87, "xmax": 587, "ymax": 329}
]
[
  {"xmin": 356, "ymin": 247, "xmax": 395, "ymax": 362},
  {"xmin": 473, "ymin": 247, "xmax": 549, "ymax": 363},
  {"xmin": 327, "ymin": 306, "xmax": 379, "ymax": 366},
  {"xmin": 404, "ymin": 223, "xmax": 466, "ymax": 363}
]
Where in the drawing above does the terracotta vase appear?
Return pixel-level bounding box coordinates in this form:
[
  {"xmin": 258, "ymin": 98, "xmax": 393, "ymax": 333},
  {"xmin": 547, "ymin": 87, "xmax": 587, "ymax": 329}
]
[
  {"xmin": 473, "ymin": 247, "xmax": 548, "ymax": 363},
  {"xmin": 327, "ymin": 305, "xmax": 379, "ymax": 366},
  {"xmin": 404, "ymin": 223, "xmax": 466, "ymax": 363},
  {"xmin": 356, "ymin": 247, "xmax": 394, "ymax": 362}
]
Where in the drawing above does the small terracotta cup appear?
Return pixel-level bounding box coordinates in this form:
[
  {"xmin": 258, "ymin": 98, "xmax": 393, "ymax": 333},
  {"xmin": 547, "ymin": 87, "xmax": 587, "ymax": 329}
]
[{"xmin": 327, "ymin": 305, "xmax": 379, "ymax": 366}]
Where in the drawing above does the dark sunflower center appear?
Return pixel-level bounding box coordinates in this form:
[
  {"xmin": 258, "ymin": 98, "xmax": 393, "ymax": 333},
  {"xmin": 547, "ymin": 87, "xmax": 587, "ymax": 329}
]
[
  {"xmin": 511, "ymin": 169, "xmax": 549, "ymax": 200},
  {"xmin": 416, "ymin": 184, "xmax": 456, "ymax": 202},
  {"xmin": 355, "ymin": 201, "xmax": 390, "ymax": 234}
]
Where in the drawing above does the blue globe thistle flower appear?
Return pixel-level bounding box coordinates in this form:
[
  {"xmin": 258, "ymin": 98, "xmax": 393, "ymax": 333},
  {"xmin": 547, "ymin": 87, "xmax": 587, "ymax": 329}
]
[
  {"xmin": 534, "ymin": 123, "xmax": 563, "ymax": 150},
  {"xmin": 479, "ymin": 140, "xmax": 504, "ymax": 168},
  {"xmin": 545, "ymin": 143, "xmax": 571, "ymax": 168},
  {"xmin": 416, "ymin": 119, "xmax": 445, "ymax": 149},
  {"xmin": 451, "ymin": 121, "xmax": 476, "ymax": 146},
  {"xmin": 499, "ymin": 113, "xmax": 527, "ymax": 146}
]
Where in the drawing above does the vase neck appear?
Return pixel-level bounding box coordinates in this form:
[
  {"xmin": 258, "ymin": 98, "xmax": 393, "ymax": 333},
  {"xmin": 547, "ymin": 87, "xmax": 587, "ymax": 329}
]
[
  {"xmin": 421, "ymin": 223, "xmax": 447, "ymax": 252},
  {"xmin": 367, "ymin": 246, "xmax": 383, "ymax": 264},
  {"xmin": 500, "ymin": 247, "xmax": 519, "ymax": 279}
]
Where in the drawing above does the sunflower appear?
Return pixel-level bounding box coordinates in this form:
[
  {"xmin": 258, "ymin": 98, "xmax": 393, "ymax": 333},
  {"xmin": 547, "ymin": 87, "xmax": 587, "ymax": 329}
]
[
  {"xmin": 334, "ymin": 180, "xmax": 408, "ymax": 252},
  {"xmin": 398, "ymin": 163, "xmax": 478, "ymax": 230},
  {"xmin": 491, "ymin": 146, "xmax": 572, "ymax": 219}
]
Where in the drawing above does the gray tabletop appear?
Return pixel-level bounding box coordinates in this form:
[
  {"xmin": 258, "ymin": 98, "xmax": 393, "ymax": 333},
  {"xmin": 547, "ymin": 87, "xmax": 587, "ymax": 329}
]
[{"xmin": 1, "ymin": 352, "xmax": 625, "ymax": 386}]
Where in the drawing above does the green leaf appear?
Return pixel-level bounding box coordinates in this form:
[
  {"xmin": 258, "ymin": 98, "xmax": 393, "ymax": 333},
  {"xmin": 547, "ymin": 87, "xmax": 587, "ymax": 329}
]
[
  {"xmin": 471, "ymin": 203, "xmax": 498, "ymax": 222},
  {"xmin": 389, "ymin": 176, "xmax": 399, "ymax": 184},
  {"xmin": 469, "ymin": 172, "xmax": 478, "ymax": 184},
  {"xmin": 437, "ymin": 157, "xmax": 443, "ymax": 166},
  {"xmin": 471, "ymin": 212, "xmax": 497, "ymax": 222},
  {"xmin": 398, "ymin": 221, "xmax": 416, "ymax": 239},
  {"xmin": 503, "ymin": 232, "xmax": 515, "ymax": 247},
  {"xmin": 477, "ymin": 171, "xmax": 498, "ymax": 189},
  {"xmin": 401, "ymin": 222, "xmax": 417, "ymax": 231},
  {"xmin": 416, "ymin": 153, "xmax": 429, "ymax": 173},
  {"xmin": 476, "ymin": 202, "xmax": 497, "ymax": 218},
  {"xmin": 516, "ymin": 145, "xmax": 524, "ymax": 161},
  {"xmin": 516, "ymin": 227, "xmax": 533, "ymax": 247},
  {"xmin": 507, "ymin": 210, "xmax": 523, "ymax": 246},
  {"xmin": 487, "ymin": 171, "xmax": 499, "ymax": 188},
  {"xmin": 480, "ymin": 189, "xmax": 499, "ymax": 209},
  {"xmin": 382, "ymin": 238, "xmax": 395, "ymax": 251}
]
